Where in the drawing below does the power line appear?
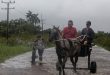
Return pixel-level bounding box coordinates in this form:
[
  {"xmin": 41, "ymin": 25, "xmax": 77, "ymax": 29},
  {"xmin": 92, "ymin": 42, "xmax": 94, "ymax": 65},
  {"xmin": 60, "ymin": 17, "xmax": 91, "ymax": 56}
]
[
  {"xmin": 1, "ymin": 0, "xmax": 15, "ymax": 44},
  {"xmin": 10, "ymin": 9, "xmax": 25, "ymax": 19},
  {"xmin": 40, "ymin": 14, "xmax": 46, "ymax": 38}
]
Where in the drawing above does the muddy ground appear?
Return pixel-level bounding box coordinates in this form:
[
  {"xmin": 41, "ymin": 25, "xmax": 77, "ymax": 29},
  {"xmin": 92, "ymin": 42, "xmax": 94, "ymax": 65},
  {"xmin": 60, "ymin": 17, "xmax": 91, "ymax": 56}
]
[{"xmin": 0, "ymin": 46, "xmax": 110, "ymax": 75}]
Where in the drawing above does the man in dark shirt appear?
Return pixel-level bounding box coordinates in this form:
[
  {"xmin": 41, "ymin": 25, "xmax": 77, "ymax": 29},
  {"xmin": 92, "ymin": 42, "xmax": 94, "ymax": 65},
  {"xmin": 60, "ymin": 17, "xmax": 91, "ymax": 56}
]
[
  {"xmin": 80, "ymin": 21, "xmax": 95, "ymax": 56},
  {"xmin": 81, "ymin": 21, "xmax": 95, "ymax": 44}
]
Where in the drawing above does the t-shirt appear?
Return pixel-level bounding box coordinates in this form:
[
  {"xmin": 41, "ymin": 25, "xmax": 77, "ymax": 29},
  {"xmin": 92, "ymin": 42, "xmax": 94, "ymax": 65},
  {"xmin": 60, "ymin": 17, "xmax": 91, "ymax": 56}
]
[
  {"xmin": 34, "ymin": 39, "xmax": 45, "ymax": 50},
  {"xmin": 62, "ymin": 26, "xmax": 77, "ymax": 39},
  {"xmin": 81, "ymin": 28, "xmax": 95, "ymax": 39},
  {"xmin": 81, "ymin": 27, "xmax": 95, "ymax": 44}
]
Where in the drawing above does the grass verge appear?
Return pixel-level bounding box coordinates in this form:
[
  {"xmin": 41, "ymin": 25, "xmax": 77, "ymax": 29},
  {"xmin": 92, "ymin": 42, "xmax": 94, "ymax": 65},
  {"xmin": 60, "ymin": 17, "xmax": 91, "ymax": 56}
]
[{"xmin": 0, "ymin": 43, "xmax": 31, "ymax": 63}]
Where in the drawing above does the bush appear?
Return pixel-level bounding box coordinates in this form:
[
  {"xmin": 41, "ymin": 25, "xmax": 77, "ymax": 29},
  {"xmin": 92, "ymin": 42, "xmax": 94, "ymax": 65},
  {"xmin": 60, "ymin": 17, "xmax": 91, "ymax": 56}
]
[
  {"xmin": 95, "ymin": 32, "xmax": 110, "ymax": 51},
  {"xmin": 7, "ymin": 37, "xmax": 18, "ymax": 46}
]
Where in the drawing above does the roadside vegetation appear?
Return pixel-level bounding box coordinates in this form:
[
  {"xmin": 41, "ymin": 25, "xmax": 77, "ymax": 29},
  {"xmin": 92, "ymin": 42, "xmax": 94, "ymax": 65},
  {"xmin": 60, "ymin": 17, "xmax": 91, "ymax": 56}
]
[
  {"xmin": 94, "ymin": 31, "xmax": 110, "ymax": 51},
  {"xmin": 0, "ymin": 11, "xmax": 53, "ymax": 62},
  {"xmin": 0, "ymin": 43, "xmax": 31, "ymax": 62}
]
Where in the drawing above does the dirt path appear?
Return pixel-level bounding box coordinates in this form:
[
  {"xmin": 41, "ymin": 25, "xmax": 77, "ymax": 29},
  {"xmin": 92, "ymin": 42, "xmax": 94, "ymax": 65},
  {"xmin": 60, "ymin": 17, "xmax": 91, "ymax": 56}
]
[
  {"xmin": 0, "ymin": 51, "xmax": 52, "ymax": 75},
  {"xmin": 0, "ymin": 46, "xmax": 110, "ymax": 75}
]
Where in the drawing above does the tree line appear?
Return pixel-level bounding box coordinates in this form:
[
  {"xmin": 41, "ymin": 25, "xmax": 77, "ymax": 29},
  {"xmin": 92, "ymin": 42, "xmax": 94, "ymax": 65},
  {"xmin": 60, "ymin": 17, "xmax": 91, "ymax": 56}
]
[{"xmin": 0, "ymin": 11, "xmax": 42, "ymax": 37}]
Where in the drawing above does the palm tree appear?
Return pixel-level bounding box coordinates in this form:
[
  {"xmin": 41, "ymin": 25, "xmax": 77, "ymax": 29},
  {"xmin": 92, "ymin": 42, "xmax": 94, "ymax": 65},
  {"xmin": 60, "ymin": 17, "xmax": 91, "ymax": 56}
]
[
  {"xmin": 32, "ymin": 14, "xmax": 40, "ymax": 25},
  {"xmin": 26, "ymin": 11, "xmax": 40, "ymax": 25}
]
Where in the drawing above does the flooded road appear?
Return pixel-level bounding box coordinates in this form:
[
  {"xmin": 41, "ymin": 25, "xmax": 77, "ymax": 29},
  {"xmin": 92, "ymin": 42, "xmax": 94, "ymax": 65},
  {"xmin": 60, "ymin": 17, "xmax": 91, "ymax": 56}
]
[{"xmin": 0, "ymin": 46, "xmax": 110, "ymax": 75}]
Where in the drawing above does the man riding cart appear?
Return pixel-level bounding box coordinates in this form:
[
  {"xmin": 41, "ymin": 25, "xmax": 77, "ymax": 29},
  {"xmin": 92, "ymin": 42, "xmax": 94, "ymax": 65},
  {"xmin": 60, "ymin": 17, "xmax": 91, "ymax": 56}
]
[{"xmin": 80, "ymin": 21, "xmax": 95, "ymax": 56}]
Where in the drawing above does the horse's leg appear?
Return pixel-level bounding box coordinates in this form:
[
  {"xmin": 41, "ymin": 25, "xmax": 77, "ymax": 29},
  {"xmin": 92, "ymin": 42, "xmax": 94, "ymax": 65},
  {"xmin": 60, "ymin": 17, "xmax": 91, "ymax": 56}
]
[
  {"xmin": 57, "ymin": 58, "xmax": 62, "ymax": 75},
  {"xmin": 70, "ymin": 56, "xmax": 77, "ymax": 72},
  {"xmin": 62, "ymin": 56, "xmax": 67, "ymax": 75},
  {"xmin": 62, "ymin": 56, "xmax": 67, "ymax": 68},
  {"xmin": 58, "ymin": 57, "xmax": 66, "ymax": 75},
  {"xmin": 75, "ymin": 56, "xmax": 78, "ymax": 71},
  {"xmin": 75, "ymin": 56, "xmax": 78, "ymax": 63},
  {"xmin": 56, "ymin": 47, "xmax": 62, "ymax": 71},
  {"xmin": 57, "ymin": 56, "xmax": 67, "ymax": 75},
  {"xmin": 57, "ymin": 56, "xmax": 62, "ymax": 70}
]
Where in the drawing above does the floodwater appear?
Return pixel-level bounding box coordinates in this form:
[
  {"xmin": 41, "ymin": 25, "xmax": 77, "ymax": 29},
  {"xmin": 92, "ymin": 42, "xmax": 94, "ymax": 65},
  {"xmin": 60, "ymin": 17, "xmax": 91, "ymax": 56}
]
[{"xmin": 0, "ymin": 46, "xmax": 110, "ymax": 75}]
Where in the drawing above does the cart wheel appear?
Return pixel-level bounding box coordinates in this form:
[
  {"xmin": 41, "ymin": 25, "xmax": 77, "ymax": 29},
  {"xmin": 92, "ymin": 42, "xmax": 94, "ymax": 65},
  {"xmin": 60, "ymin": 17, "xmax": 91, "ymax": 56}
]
[{"xmin": 90, "ymin": 61, "xmax": 97, "ymax": 73}]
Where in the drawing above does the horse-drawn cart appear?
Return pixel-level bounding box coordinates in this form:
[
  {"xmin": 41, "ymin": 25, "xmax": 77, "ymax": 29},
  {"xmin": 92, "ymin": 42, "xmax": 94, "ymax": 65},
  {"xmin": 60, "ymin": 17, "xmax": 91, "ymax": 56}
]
[
  {"xmin": 48, "ymin": 26, "xmax": 97, "ymax": 75},
  {"xmin": 56, "ymin": 42, "xmax": 97, "ymax": 75},
  {"xmin": 64, "ymin": 43, "xmax": 97, "ymax": 71}
]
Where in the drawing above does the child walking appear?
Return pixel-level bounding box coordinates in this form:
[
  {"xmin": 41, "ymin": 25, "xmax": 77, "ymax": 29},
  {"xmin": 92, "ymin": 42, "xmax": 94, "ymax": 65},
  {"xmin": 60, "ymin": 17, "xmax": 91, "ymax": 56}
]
[{"xmin": 32, "ymin": 35, "xmax": 46, "ymax": 65}]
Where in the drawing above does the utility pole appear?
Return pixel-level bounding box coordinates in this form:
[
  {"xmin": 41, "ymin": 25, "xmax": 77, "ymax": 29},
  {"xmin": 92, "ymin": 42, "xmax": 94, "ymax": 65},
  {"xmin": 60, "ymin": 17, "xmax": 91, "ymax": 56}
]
[
  {"xmin": 41, "ymin": 15, "xmax": 45, "ymax": 38},
  {"xmin": 1, "ymin": 0, "xmax": 15, "ymax": 44}
]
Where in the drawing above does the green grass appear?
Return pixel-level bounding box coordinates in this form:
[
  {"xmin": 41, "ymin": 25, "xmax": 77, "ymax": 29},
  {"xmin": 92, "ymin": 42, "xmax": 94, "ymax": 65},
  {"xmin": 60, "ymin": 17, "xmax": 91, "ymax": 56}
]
[
  {"xmin": 0, "ymin": 43, "xmax": 31, "ymax": 62},
  {"xmin": 95, "ymin": 36, "xmax": 110, "ymax": 51},
  {"xmin": 0, "ymin": 33, "xmax": 54, "ymax": 63},
  {"xmin": 0, "ymin": 43, "xmax": 53, "ymax": 63}
]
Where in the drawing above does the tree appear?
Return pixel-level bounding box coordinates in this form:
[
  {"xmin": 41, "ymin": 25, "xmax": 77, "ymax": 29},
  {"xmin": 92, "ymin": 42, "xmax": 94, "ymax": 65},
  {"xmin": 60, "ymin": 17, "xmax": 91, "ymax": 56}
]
[
  {"xmin": 26, "ymin": 11, "xmax": 40, "ymax": 25},
  {"xmin": 0, "ymin": 11, "xmax": 41, "ymax": 37},
  {"xmin": 0, "ymin": 21, "xmax": 7, "ymax": 37}
]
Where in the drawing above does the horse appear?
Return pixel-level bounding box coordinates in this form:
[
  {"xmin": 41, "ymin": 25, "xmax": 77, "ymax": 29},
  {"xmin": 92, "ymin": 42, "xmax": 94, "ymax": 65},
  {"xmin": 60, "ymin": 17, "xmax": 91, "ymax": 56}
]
[{"xmin": 49, "ymin": 26, "xmax": 84, "ymax": 75}]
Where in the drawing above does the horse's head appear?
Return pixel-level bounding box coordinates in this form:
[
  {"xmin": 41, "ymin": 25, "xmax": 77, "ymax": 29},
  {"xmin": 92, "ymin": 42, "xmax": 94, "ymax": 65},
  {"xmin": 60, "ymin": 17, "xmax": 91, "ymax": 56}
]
[{"xmin": 48, "ymin": 26, "xmax": 61, "ymax": 42}]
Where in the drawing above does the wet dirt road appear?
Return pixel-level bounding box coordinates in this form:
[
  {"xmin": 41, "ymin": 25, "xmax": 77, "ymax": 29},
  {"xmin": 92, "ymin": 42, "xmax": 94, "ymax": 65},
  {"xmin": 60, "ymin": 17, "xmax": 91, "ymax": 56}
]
[{"xmin": 0, "ymin": 46, "xmax": 110, "ymax": 75}]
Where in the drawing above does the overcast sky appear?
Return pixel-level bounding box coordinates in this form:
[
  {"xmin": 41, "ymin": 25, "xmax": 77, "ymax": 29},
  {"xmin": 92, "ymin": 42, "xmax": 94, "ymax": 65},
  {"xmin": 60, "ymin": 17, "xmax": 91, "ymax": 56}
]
[{"xmin": 0, "ymin": 0, "xmax": 110, "ymax": 32}]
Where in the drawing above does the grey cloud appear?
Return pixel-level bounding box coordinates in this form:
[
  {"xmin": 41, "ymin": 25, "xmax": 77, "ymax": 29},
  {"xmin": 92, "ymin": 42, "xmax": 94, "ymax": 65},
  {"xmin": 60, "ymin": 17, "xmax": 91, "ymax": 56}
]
[{"xmin": 0, "ymin": 0, "xmax": 110, "ymax": 32}]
